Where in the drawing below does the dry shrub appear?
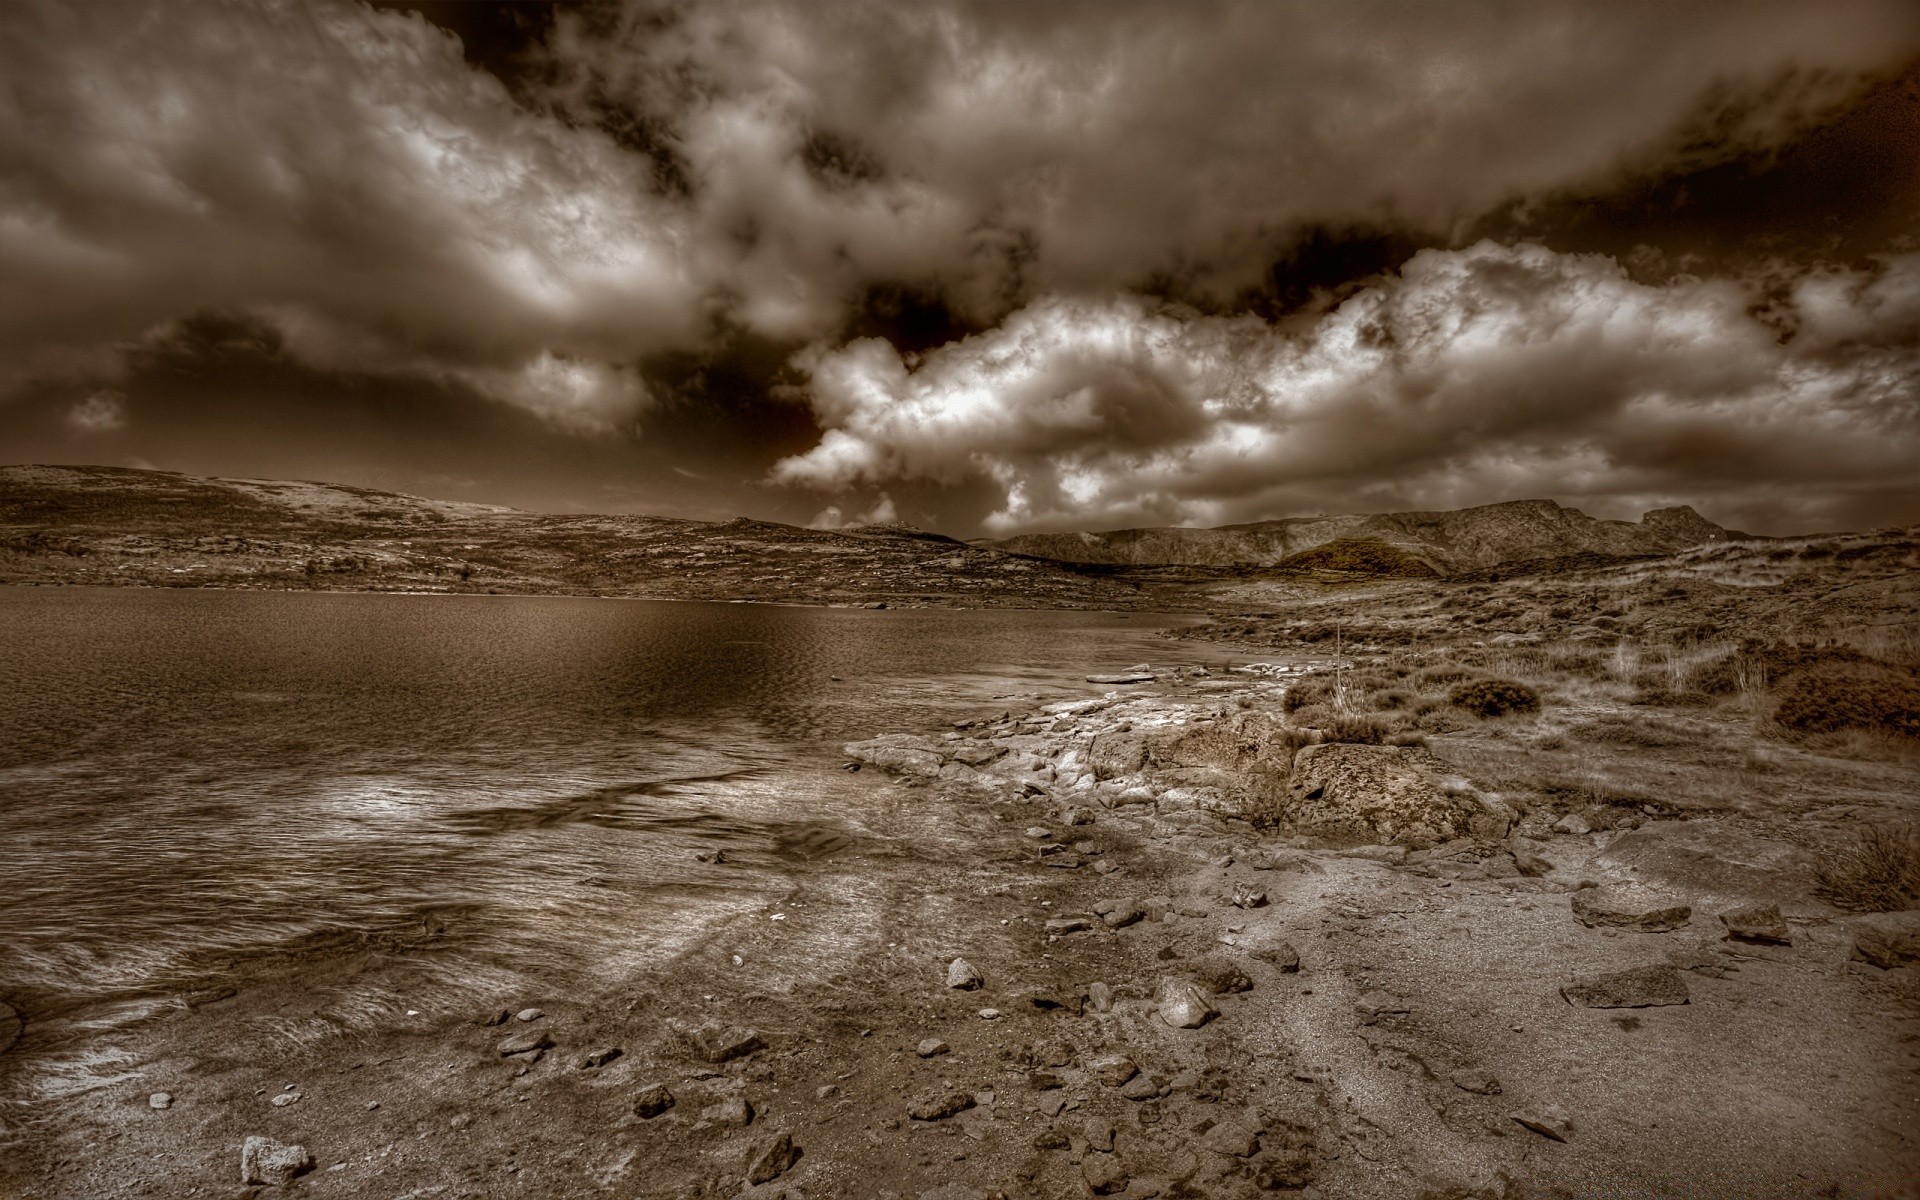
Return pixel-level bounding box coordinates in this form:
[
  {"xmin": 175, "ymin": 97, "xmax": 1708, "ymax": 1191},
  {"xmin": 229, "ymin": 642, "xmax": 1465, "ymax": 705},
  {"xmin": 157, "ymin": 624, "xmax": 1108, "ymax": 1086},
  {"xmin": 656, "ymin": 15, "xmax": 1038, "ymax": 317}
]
[
  {"xmin": 1693, "ymin": 639, "xmax": 1866, "ymax": 696},
  {"xmin": 1448, "ymin": 678, "xmax": 1541, "ymax": 718},
  {"xmin": 1571, "ymin": 714, "xmax": 1696, "ymax": 748},
  {"xmin": 1814, "ymin": 823, "xmax": 1920, "ymax": 912},
  {"xmin": 1416, "ymin": 666, "xmax": 1473, "ymax": 689},
  {"xmin": 1282, "ymin": 678, "xmax": 1333, "ymax": 713},
  {"xmin": 1277, "ymin": 537, "xmax": 1437, "ymax": 577},
  {"xmin": 1772, "ymin": 663, "xmax": 1920, "ymax": 738},
  {"xmin": 1322, "ymin": 713, "xmax": 1392, "ymax": 745}
]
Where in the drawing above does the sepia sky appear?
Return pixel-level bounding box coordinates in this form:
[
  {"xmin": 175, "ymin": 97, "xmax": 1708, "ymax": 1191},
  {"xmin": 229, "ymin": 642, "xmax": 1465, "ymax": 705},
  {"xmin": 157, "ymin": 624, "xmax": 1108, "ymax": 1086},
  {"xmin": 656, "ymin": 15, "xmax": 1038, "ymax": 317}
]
[{"xmin": 2, "ymin": 0, "xmax": 1918, "ymax": 535}]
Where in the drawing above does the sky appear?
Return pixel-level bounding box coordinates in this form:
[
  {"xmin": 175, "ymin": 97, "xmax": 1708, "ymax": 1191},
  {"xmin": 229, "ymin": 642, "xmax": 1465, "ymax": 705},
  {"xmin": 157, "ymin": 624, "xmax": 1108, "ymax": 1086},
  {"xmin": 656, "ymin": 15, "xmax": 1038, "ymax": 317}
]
[{"xmin": 1, "ymin": 0, "xmax": 1917, "ymax": 536}]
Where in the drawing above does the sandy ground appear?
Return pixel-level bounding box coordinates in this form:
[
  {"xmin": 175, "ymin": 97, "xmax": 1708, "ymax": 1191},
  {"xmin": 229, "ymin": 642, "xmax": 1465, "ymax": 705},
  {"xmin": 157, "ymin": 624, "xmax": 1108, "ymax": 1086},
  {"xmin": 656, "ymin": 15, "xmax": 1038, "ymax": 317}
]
[{"xmin": 5, "ymin": 662, "xmax": 1918, "ymax": 1200}]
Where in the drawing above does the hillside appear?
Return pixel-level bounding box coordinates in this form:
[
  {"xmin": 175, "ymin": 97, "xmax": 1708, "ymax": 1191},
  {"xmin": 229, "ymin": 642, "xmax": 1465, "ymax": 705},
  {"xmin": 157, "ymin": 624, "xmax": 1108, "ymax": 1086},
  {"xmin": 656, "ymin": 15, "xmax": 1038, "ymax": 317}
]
[{"xmin": 986, "ymin": 498, "xmax": 1745, "ymax": 574}]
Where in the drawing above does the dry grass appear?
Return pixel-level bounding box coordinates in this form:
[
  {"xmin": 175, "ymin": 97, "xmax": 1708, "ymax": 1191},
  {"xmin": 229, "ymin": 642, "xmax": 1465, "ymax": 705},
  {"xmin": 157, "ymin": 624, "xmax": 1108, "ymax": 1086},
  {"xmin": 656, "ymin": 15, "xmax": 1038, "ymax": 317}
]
[{"xmin": 1815, "ymin": 823, "xmax": 1920, "ymax": 912}]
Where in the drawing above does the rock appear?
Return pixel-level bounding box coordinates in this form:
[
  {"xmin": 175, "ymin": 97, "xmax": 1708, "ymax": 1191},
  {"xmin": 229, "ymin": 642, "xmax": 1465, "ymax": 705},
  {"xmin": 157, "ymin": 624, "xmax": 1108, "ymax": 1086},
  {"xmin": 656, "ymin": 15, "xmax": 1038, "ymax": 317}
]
[
  {"xmin": 1042, "ymin": 853, "xmax": 1084, "ymax": 869},
  {"xmin": 479, "ymin": 1008, "xmax": 511, "ymax": 1027},
  {"xmin": 239, "ymin": 1136, "xmax": 313, "ymax": 1187},
  {"xmin": 1090, "ymin": 731, "xmax": 1150, "ymax": 780},
  {"xmin": 1283, "ymin": 743, "xmax": 1474, "ymax": 846},
  {"xmin": 1081, "ymin": 1117, "xmax": 1116, "ymax": 1152},
  {"xmin": 1028, "ymin": 1069, "xmax": 1064, "ymax": 1090},
  {"xmin": 704, "ymin": 1096, "xmax": 755, "ymax": 1127},
  {"xmin": 1553, "ymin": 814, "xmax": 1592, "ymax": 836},
  {"xmin": 1046, "ymin": 916, "xmax": 1094, "ymax": 934},
  {"xmin": 1252, "ymin": 1121, "xmax": 1319, "ymax": 1190},
  {"xmin": 1560, "ymin": 963, "xmax": 1690, "ymax": 1008},
  {"xmin": 1033, "ymin": 1127, "xmax": 1071, "ymax": 1150},
  {"xmin": 1252, "ymin": 941, "xmax": 1301, "ymax": 972},
  {"xmin": 1231, "ymin": 883, "xmax": 1268, "ymax": 910},
  {"xmin": 1570, "ymin": 884, "xmax": 1691, "ymax": 932},
  {"xmin": 977, "ymin": 1008, "xmax": 1002, "ymax": 1020},
  {"xmin": 1719, "ymin": 902, "xmax": 1791, "ymax": 945},
  {"xmin": 269, "ymin": 1092, "xmax": 300, "ymax": 1108},
  {"xmin": 1100, "ymin": 901, "xmax": 1146, "ymax": 929},
  {"xmin": 845, "ymin": 735, "xmax": 946, "ymax": 777},
  {"xmin": 515, "ymin": 1007, "xmax": 545, "ymax": 1022},
  {"xmin": 908, "ymin": 1089, "xmax": 976, "ymax": 1121},
  {"xmin": 916, "ymin": 1038, "xmax": 951, "ymax": 1058},
  {"xmin": 1512, "ymin": 850, "xmax": 1554, "ymax": 877},
  {"xmin": 673, "ymin": 1022, "xmax": 766, "ymax": 1063},
  {"xmin": 1192, "ymin": 955, "xmax": 1253, "ymax": 995},
  {"xmin": 1449, "ymin": 1068, "xmax": 1502, "ymax": 1095},
  {"xmin": 1087, "ymin": 672, "xmax": 1154, "ymax": 685},
  {"xmin": 497, "ymin": 1030, "xmax": 552, "ymax": 1057},
  {"xmin": 1156, "ymin": 977, "xmax": 1218, "ymax": 1028},
  {"xmin": 1339, "ymin": 844, "xmax": 1409, "ymax": 865},
  {"xmin": 1594, "ymin": 819, "xmax": 1819, "ymax": 909},
  {"xmin": 1354, "ymin": 990, "xmax": 1409, "ymax": 1018},
  {"xmin": 1511, "ymin": 1103, "xmax": 1573, "ymax": 1142},
  {"xmin": 1087, "ymin": 1053, "xmax": 1138, "ymax": 1087},
  {"xmin": 1201, "ymin": 1120, "xmax": 1261, "ymax": 1158},
  {"xmin": 148, "ymin": 1092, "xmax": 172, "ymax": 1110},
  {"xmin": 1121, "ymin": 1073, "xmax": 1161, "ymax": 1101},
  {"xmin": 1074, "ymin": 840, "xmax": 1101, "ymax": 855},
  {"xmin": 1061, "ymin": 806, "xmax": 1096, "ymax": 826},
  {"xmin": 946, "ymin": 958, "xmax": 984, "ymax": 990},
  {"xmin": 1850, "ymin": 911, "xmax": 1920, "ymax": 968},
  {"xmin": 633, "ymin": 1083, "xmax": 676, "ymax": 1118},
  {"xmin": 579, "ymin": 1046, "xmax": 623, "ymax": 1069},
  {"xmin": 1025, "ymin": 826, "xmax": 1053, "ymax": 839},
  {"xmin": 1086, "ymin": 982, "xmax": 1114, "ymax": 1012},
  {"xmin": 746, "ymin": 1130, "xmax": 800, "ymax": 1185},
  {"xmin": 1082, "ymin": 1152, "xmax": 1130, "ymax": 1194}
]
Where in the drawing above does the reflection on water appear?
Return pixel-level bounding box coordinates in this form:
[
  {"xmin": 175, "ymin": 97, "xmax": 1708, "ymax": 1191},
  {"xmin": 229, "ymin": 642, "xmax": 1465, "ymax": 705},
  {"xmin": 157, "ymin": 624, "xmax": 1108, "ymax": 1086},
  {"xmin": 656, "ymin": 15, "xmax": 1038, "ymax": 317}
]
[{"xmin": 0, "ymin": 588, "xmax": 1208, "ymax": 1041}]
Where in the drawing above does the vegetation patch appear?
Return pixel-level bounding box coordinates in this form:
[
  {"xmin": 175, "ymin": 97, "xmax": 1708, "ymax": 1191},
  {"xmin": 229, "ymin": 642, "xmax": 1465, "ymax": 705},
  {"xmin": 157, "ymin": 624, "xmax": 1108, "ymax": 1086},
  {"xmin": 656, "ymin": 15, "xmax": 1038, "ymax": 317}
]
[
  {"xmin": 1772, "ymin": 663, "xmax": 1920, "ymax": 738},
  {"xmin": 1278, "ymin": 538, "xmax": 1438, "ymax": 577},
  {"xmin": 1815, "ymin": 823, "xmax": 1920, "ymax": 912},
  {"xmin": 1447, "ymin": 678, "xmax": 1541, "ymax": 718}
]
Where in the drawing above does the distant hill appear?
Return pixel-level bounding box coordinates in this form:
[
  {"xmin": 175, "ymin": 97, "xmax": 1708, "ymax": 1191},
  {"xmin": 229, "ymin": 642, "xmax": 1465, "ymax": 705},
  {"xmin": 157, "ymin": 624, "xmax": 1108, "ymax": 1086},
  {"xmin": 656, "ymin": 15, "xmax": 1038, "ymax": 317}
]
[{"xmin": 983, "ymin": 499, "xmax": 1746, "ymax": 575}]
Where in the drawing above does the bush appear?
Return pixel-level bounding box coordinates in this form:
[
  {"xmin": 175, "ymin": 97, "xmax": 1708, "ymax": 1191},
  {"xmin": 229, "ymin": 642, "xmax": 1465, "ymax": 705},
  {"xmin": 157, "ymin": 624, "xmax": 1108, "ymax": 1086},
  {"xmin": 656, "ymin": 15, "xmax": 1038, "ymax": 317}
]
[
  {"xmin": 1447, "ymin": 678, "xmax": 1541, "ymax": 718},
  {"xmin": 1282, "ymin": 678, "xmax": 1333, "ymax": 713},
  {"xmin": 1322, "ymin": 713, "xmax": 1392, "ymax": 744},
  {"xmin": 1772, "ymin": 664, "xmax": 1920, "ymax": 737},
  {"xmin": 1693, "ymin": 639, "xmax": 1866, "ymax": 696},
  {"xmin": 1815, "ymin": 823, "xmax": 1920, "ymax": 911}
]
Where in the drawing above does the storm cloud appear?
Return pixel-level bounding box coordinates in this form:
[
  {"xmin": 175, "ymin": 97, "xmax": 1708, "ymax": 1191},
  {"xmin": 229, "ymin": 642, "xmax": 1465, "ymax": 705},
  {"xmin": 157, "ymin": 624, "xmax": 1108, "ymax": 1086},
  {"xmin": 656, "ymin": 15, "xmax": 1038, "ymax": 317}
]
[{"xmin": 1, "ymin": 0, "xmax": 1917, "ymax": 531}]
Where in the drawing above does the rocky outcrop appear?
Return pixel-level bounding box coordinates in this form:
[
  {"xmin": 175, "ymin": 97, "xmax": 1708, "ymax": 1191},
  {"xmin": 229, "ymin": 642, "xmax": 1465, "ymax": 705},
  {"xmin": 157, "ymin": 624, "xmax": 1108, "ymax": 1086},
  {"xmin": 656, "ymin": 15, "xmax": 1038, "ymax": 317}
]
[
  {"xmin": 1850, "ymin": 912, "xmax": 1920, "ymax": 968},
  {"xmin": 1281, "ymin": 743, "xmax": 1473, "ymax": 846}
]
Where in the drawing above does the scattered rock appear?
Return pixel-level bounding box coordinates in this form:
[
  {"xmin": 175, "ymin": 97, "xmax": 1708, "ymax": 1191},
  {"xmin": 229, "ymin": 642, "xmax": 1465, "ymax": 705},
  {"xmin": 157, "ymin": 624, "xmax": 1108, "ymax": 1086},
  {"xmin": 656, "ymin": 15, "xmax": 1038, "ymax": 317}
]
[
  {"xmin": 1512, "ymin": 850, "xmax": 1554, "ymax": 877},
  {"xmin": 1097, "ymin": 899, "xmax": 1146, "ymax": 928},
  {"xmin": 977, "ymin": 1008, "xmax": 1002, "ymax": 1020},
  {"xmin": 1719, "ymin": 903, "xmax": 1791, "ymax": 945},
  {"xmin": 695, "ymin": 849, "xmax": 726, "ymax": 864},
  {"xmin": 1090, "ymin": 731, "xmax": 1150, "ymax": 780},
  {"xmin": 148, "ymin": 1092, "xmax": 172, "ymax": 1110},
  {"xmin": 1449, "ymin": 1068, "xmax": 1502, "ymax": 1095},
  {"xmin": 1553, "ymin": 814, "xmax": 1592, "ymax": 836},
  {"xmin": 269, "ymin": 1092, "xmax": 300, "ymax": 1108},
  {"xmin": 1192, "ymin": 955, "xmax": 1253, "ymax": 995},
  {"xmin": 1231, "ymin": 884, "xmax": 1268, "ymax": 910},
  {"xmin": 1570, "ymin": 884, "xmax": 1691, "ymax": 932},
  {"xmin": 746, "ymin": 1130, "xmax": 800, "ymax": 1185},
  {"xmin": 1086, "ymin": 982, "xmax": 1114, "ymax": 1012},
  {"xmin": 633, "ymin": 1083, "xmax": 675, "ymax": 1118},
  {"xmin": 579, "ymin": 1046, "xmax": 623, "ymax": 1069},
  {"xmin": 1354, "ymin": 990, "xmax": 1410, "ymax": 1018},
  {"xmin": 1252, "ymin": 1120, "xmax": 1319, "ymax": 1190},
  {"xmin": 479, "ymin": 1008, "xmax": 511, "ymax": 1027},
  {"xmin": 1201, "ymin": 1119, "xmax": 1261, "ymax": 1158},
  {"xmin": 946, "ymin": 958, "xmax": 984, "ymax": 990},
  {"xmin": 704, "ymin": 1096, "xmax": 755, "ymax": 1127},
  {"xmin": 1156, "ymin": 977, "xmax": 1218, "ymax": 1028},
  {"xmin": 916, "ymin": 1038, "xmax": 951, "ymax": 1059},
  {"xmin": 908, "ymin": 1089, "xmax": 977, "ymax": 1121},
  {"xmin": 1025, "ymin": 827, "xmax": 1053, "ymax": 840},
  {"xmin": 239, "ymin": 1136, "xmax": 313, "ymax": 1187},
  {"xmin": 1595, "ymin": 819, "xmax": 1819, "ymax": 909},
  {"xmin": 1046, "ymin": 916, "xmax": 1094, "ymax": 935},
  {"xmin": 1087, "ymin": 1053, "xmax": 1138, "ymax": 1087},
  {"xmin": 1284, "ymin": 743, "xmax": 1474, "ymax": 845},
  {"xmin": 1081, "ymin": 1152, "xmax": 1130, "ymax": 1194},
  {"xmin": 1338, "ymin": 844, "xmax": 1409, "ymax": 865},
  {"xmin": 1252, "ymin": 942, "xmax": 1301, "ymax": 973},
  {"xmin": 845, "ymin": 735, "xmax": 946, "ymax": 777},
  {"xmin": 515, "ymin": 1007, "xmax": 545, "ymax": 1022},
  {"xmin": 1027, "ymin": 1069, "xmax": 1064, "ymax": 1090},
  {"xmin": 1062, "ymin": 806, "xmax": 1096, "ymax": 826},
  {"xmin": 1087, "ymin": 672, "xmax": 1155, "ymax": 685},
  {"xmin": 673, "ymin": 1022, "xmax": 766, "ymax": 1063},
  {"xmin": 497, "ymin": 1029, "xmax": 552, "ymax": 1058},
  {"xmin": 1033, "ymin": 1127, "xmax": 1071, "ymax": 1150},
  {"xmin": 1120, "ymin": 1073, "xmax": 1162, "ymax": 1101},
  {"xmin": 1561, "ymin": 963, "xmax": 1690, "ymax": 1008},
  {"xmin": 1511, "ymin": 1103, "xmax": 1573, "ymax": 1142},
  {"xmin": 1081, "ymin": 1117, "xmax": 1116, "ymax": 1152},
  {"xmin": 1850, "ymin": 912, "xmax": 1920, "ymax": 969}
]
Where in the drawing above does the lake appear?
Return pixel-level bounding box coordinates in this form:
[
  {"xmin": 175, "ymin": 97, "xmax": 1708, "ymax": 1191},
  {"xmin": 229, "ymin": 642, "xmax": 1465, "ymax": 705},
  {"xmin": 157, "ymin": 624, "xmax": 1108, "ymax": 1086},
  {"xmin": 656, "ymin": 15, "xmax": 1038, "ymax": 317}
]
[{"xmin": 0, "ymin": 587, "xmax": 1219, "ymax": 1092}]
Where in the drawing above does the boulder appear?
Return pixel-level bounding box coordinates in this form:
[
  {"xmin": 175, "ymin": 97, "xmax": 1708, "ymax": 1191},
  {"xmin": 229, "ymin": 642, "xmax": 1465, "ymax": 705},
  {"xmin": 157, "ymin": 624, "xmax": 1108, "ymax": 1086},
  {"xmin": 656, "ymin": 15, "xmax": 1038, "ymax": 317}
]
[
  {"xmin": 746, "ymin": 1130, "xmax": 799, "ymax": 1185},
  {"xmin": 1156, "ymin": 977, "xmax": 1218, "ymax": 1028},
  {"xmin": 1719, "ymin": 903, "xmax": 1791, "ymax": 945},
  {"xmin": 946, "ymin": 958, "xmax": 984, "ymax": 990},
  {"xmin": 1560, "ymin": 963, "xmax": 1690, "ymax": 1008},
  {"xmin": 1089, "ymin": 731, "xmax": 1150, "ymax": 780},
  {"xmin": 1282, "ymin": 744, "xmax": 1474, "ymax": 846},
  {"xmin": 843, "ymin": 735, "xmax": 946, "ymax": 778},
  {"xmin": 1082, "ymin": 1153, "xmax": 1129, "ymax": 1194},
  {"xmin": 1569, "ymin": 884, "xmax": 1691, "ymax": 932},
  {"xmin": 497, "ymin": 1030, "xmax": 552, "ymax": 1058},
  {"xmin": 1087, "ymin": 1053, "xmax": 1138, "ymax": 1087},
  {"xmin": 1594, "ymin": 819, "xmax": 1819, "ymax": 911},
  {"xmin": 633, "ymin": 1083, "xmax": 675, "ymax": 1118},
  {"xmin": 1850, "ymin": 911, "xmax": 1920, "ymax": 968},
  {"xmin": 239, "ymin": 1136, "xmax": 312, "ymax": 1187},
  {"xmin": 915, "ymin": 1038, "xmax": 951, "ymax": 1059},
  {"xmin": 671, "ymin": 1022, "xmax": 765, "ymax": 1063},
  {"xmin": 908, "ymin": 1089, "xmax": 976, "ymax": 1121}
]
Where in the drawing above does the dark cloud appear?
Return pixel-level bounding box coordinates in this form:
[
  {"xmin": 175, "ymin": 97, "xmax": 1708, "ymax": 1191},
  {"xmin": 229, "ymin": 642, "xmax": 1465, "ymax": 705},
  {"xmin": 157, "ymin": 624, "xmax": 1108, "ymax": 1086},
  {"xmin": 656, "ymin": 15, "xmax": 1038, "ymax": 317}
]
[{"xmin": 2, "ymin": 0, "xmax": 1917, "ymax": 534}]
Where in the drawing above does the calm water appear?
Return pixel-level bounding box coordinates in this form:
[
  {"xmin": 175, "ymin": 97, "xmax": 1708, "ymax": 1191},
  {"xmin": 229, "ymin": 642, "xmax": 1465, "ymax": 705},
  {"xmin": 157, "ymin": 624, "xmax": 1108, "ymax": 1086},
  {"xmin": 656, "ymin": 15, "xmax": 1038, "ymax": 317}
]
[{"xmin": 0, "ymin": 587, "xmax": 1210, "ymax": 1060}]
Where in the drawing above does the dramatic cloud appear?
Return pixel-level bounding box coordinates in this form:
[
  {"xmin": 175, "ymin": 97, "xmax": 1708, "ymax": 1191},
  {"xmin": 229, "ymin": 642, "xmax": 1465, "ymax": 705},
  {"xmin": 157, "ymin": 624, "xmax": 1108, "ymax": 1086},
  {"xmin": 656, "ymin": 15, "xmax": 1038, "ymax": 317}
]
[
  {"xmin": 64, "ymin": 391, "xmax": 126, "ymax": 434},
  {"xmin": 775, "ymin": 243, "xmax": 1920, "ymax": 533}
]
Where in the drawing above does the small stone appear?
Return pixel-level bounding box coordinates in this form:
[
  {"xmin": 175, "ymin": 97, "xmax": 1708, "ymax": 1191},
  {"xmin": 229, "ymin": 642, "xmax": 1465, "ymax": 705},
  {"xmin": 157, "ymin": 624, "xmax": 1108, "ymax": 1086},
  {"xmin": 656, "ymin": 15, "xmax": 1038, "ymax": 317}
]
[
  {"xmin": 1156, "ymin": 977, "xmax": 1217, "ymax": 1029},
  {"xmin": 148, "ymin": 1092, "xmax": 172, "ymax": 1110},
  {"xmin": 1512, "ymin": 851, "xmax": 1554, "ymax": 877},
  {"xmin": 1032, "ymin": 1127, "xmax": 1071, "ymax": 1150},
  {"xmin": 1082, "ymin": 1117, "xmax": 1116, "ymax": 1152},
  {"xmin": 1120, "ymin": 1073, "xmax": 1161, "ymax": 1101},
  {"xmin": 947, "ymin": 958, "xmax": 984, "ymax": 990},
  {"xmin": 497, "ymin": 1029, "xmax": 552, "ymax": 1058},
  {"xmin": 1042, "ymin": 854, "xmax": 1083, "ymax": 869},
  {"xmin": 1101, "ymin": 901, "xmax": 1146, "ymax": 929},
  {"xmin": 816, "ymin": 1084, "xmax": 838, "ymax": 1099},
  {"xmin": 515, "ymin": 1007, "xmax": 545, "ymax": 1023},
  {"xmin": 1062, "ymin": 806, "xmax": 1095, "ymax": 826},
  {"xmin": 916, "ymin": 1038, "xmax": 951, "ymax": 1058},
  {"xmin": 1073, "ymin": 840, "xmax": 1100, "ymax": 855},
  {"xmin": 480, "ymin": 1008, "xmax": 512, "ymax": 1027},
  {"xmin": 1231, "ymin": 884, "xmax": 1268, "ymax": 910},
  {"xmin": 977, "ymin": 1007, "xmax": 1002, "ymax": 1020},
  {"xmin": 1449, "ymin": 1068, "xmax": 1502, "ymax": 1095},
  {"xmin": 1192, "ymin": 955, "xmax": 1253, "ymax": 995},
  {"xmin": 1087, "ymin": 1053, "xmax": 1138, "ymax": 1087},
  {"xmin": 1025, "ymin": 827, "xmax": 1053, "ymax": 840},
  {"xmin": 1201, "ymin": 1120, "xmax": 1261, "ymax": 1158},
  {"xmin": 1082, "ymin": 1152, "xmax": 1129, "ymax": 1194},
  {"xmin": 1354, "ymin": 990, "xmax": 1409, "ymax": 1018},
  {"xmin": 746, "ymin": 1130, "xmax": 799, "ymax": 1185},
  {"xmin": 633, "ymin": 1083, "xmax": 675, "ymax": 1118},
  {"xmin": 1093, "ymin": 859, "xmax": 1120, "ymax": 875},
  {"xmin": 239, "ymin": 1136, "xmax": 313, "ymax": 1187},
  {"xmin": 1570, "ymin": 884, "xmax": 1691, "ymax": 932},
  {"xmin": 704, "ymin": 1096, "xmax": 755, "ymax": 1127},
  {"xmin": 908, "ymin": 1089, "xmax": 977, "ymax": 1121},
  {"xmin": 1045, "ymin": 917, "xmax": 1093, "ymax": 934},
  {"xmin": 579, "ymin": 1046, "xmax": 623, "ymax": 1069},
  {"xmin": 449, "ymin": 1113, "xmax": 472, "ymax": 1131},
  {"xmin": 1511, "ymin": 1103, "xmax": 1573, "ymax": 1142},
  {"xmin": 1561, "ymin": 963, "xmax": 1689, "ymax": 1008},
  {"xmin": 269, "ymin": 1092, "xmax": 300, "ymax": 1108},
  {"xmin": 1027, "ymin": 1069, "xmax": 1063, "ymax": 1090},
  {"xmin": 1719, "ymin": 903, "xmax": 1791, "ymax": 945},
  {"xmin": 1086, "ymin": 982, "xmax": 1113, "ymax": 1012},
  {"xmin": 1553, "ymin": 814, "xmax": 1592, "ymax": 836},
  {"xmin": 1253, "ymin": 942, "xmax": 1301, "ymax": 973},
  {"xmin": 674, "ymin": 1021, "xmax": 766, "ymax": 1063}
]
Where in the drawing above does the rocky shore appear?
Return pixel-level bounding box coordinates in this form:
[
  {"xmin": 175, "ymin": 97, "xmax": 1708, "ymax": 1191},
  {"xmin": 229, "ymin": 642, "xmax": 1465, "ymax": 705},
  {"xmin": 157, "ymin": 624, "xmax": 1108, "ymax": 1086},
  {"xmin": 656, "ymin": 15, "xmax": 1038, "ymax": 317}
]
[{"xmin": 8, "ymin": 657, "xmax": 1917, "ymax": 1199}]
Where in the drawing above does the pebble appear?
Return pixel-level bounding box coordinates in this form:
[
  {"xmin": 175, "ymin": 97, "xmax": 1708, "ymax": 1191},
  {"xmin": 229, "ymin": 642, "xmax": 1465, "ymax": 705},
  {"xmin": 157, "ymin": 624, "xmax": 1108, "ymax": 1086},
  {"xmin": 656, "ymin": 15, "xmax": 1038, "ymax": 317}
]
[
  {"xmin": 977, "ymin": 1008, "xmax": 1002, "ymax": 1020},
  {"xmin": 908, "ymin": 1089, "xmax": 977, "ymax": 1121},
  {"xmin": 515, "ymin": 1007, "xmax": 545, "ymax": 1022},
  {"xmin": 917, "ymin": 1038, "xmax": 952, "ymax": 1058},
  {"xmin": 947, "ymin": 958, "xmax": 985, "ymax": 990},
  {"xmin": 148, "ymin": 1092, "xmax": 172, "ymax": 1110},
  {"xmin": 269, "ymin": 1092, "xmax": 300, "ymax": 1108},
  {"xmin": 1087, "ymin": 1053, "xmax": 1138, "ymax": 1087}
]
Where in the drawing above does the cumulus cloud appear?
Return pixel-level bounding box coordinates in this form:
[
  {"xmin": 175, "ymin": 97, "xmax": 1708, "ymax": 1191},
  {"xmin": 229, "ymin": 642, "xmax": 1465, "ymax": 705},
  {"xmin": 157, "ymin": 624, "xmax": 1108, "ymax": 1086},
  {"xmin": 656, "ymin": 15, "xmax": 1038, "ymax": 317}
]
[
  {"xmin": 65, "ymin": 390, "xmax": 126, "ymax": 433},
  {"xmin": 774, "ymin": 243, "xmax": 1920, "ymax": 532}
]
